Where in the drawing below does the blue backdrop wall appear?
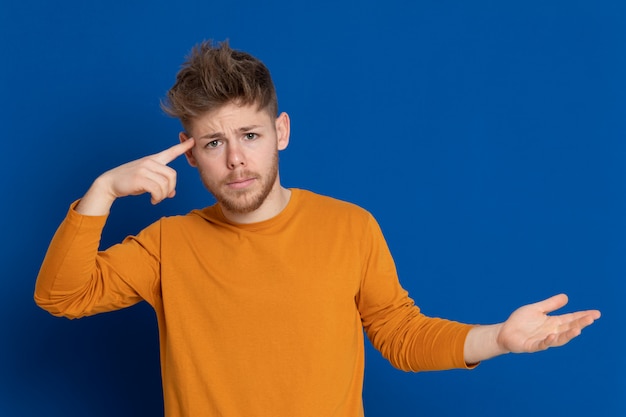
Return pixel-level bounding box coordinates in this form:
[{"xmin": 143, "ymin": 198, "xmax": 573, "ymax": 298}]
[{"xmin": 1, "ymin": 1, "xmax": 623, "ymax": 416}]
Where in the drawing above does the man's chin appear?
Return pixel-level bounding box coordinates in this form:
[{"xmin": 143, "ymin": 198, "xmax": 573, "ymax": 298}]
[{"xmin": 217, "ymin": 193, "xmax": 265, "ymax": 215}]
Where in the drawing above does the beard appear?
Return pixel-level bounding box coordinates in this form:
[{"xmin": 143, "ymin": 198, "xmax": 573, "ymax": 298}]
[{"xmin": 201, "ymin": 151, "xmax": 279, "ymax": 215}]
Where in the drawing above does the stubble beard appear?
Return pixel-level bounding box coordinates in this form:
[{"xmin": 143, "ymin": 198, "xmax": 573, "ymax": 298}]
[{"xmin": 202, "ymin": 151, "xmax": 279, "ymax": 215}]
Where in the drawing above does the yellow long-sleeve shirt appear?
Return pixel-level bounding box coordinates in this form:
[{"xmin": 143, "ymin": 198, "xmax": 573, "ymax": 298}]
[{"xmin": 35, "ymin": 189, "xmax": 473, "ymax": 417}]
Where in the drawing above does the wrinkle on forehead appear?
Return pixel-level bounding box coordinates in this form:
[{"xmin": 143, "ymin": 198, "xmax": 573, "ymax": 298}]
[{"xmin": 188, "ymin": 102, "xmax": 275, "ymax": 139}]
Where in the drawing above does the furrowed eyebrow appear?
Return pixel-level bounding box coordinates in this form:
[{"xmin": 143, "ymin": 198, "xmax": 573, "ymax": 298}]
[
  {"xmin": 238, "ymin": 125, "xmax": 262, "ymax": 132},
  {"xmin": 198, "ymin": 132, "xmax": 224, "ymax": 140}
]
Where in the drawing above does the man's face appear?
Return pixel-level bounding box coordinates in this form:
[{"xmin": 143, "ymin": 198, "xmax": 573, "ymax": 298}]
[{"xmin": 181, "ymin": 102, "xmax": 290, "ymax": 217}]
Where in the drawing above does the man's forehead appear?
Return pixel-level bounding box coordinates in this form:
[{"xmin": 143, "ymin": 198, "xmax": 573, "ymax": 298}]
[{"xmin": 189, "ymin": 102, "xmax": 274, "ymax": 136}]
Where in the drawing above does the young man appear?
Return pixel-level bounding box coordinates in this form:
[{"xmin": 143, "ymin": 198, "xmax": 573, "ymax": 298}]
[{"xmin": 35, "ymin": 41, "xmax": 600, "ymax": 417}]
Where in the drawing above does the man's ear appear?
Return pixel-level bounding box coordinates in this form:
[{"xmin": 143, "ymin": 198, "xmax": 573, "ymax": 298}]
[
  {"xmin": 275, "ymin": 112, "xmax": 290, "ymax": 151},
  {"xmin": 179, "ymin": 132, "xmax": 198, "ymax": 167}
]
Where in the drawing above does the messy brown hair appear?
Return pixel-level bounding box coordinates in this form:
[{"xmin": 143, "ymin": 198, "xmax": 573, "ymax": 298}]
[{"xmin": 161, "ymin": 40, "xmax": 278, "ymax": 130}]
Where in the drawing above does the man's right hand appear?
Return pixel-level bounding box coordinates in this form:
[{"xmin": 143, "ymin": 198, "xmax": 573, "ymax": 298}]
[{"xmin": 75, "ymin": 138, "xmax": 195, "ymax": 216}]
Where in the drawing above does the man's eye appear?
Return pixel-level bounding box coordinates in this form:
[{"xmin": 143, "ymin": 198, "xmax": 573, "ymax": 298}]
[
  {"xmin": 206, "ymin": 140, "xmax": 220, "ymax": 148},
  {"xmin": 244, "ymin": 133, "xmax": 257, "ymax": 140}
]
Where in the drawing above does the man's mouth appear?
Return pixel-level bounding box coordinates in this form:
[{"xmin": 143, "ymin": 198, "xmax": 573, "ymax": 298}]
[{"xmin": 226, "ymin": 177, "xmax": 256, "ymax": 189}]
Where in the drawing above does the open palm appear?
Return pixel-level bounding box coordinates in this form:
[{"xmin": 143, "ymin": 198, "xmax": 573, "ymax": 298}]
[{"xmin": 497, "ymin": 294, "xmax": 601, "ymax": 353}]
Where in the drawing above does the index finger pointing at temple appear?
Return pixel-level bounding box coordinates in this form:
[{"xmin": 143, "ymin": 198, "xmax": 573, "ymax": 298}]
[{"xmin": 152, "ymin": 138, "xmax": 195, "ymax": 165}]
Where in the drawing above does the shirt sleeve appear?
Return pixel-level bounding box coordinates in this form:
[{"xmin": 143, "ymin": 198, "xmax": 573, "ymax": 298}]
[
  {"xmin": 34, "ymin": 201, "xmax": 162, "ymax": 319},
  {"xmin": 356, "ymin": 214, "xmax": 476, "ymax": 372}
]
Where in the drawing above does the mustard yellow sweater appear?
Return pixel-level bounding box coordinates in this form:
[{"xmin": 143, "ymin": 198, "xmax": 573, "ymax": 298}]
[{"xmin": 35, "ymin": 189, "xmax": 473, "ymax": 417}]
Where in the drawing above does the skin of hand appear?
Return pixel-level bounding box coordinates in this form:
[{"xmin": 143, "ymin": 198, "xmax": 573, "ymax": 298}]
[
  {"xmin": 75, "ymin": 138, "xmax": 195, "ymax": 216},
  {"xmin": 463, "ymin": 293, "xmax": 601, "ymax": 365}
]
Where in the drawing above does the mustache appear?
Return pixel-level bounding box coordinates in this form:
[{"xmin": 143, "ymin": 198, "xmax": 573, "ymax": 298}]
[{"xmin": 224, "ymin": 170, "xmax": 259, "ymax": 184}]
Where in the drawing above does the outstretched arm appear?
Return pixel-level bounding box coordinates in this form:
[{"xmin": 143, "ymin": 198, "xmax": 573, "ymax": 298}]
[{"xmin": 463, "ymin": 294, "xmax": 601, "ymax": 364}]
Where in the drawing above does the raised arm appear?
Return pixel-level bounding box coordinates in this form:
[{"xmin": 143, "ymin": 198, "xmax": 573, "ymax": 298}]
[
  {"xmin": 76, "ymin": 138, "xmax": 195, "ymax": 215},
  {"xmin": 35, "ymin": 139, "xmax": 195, "ymax": 317},
  {"xmin": 463, "ymin": 294, "xmax": 601, "ymax": 364}
]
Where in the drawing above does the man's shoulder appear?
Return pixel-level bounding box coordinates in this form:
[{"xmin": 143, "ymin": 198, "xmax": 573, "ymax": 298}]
[
  {"xmin": 293, "ymin": 189, "xmax": 372, "ymax": 219},
  {"xmin": 155, "ymin": 204, "xmax": 220, "ymax": 227}
]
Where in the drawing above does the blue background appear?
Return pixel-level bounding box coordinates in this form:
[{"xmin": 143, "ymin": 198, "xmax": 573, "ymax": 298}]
[{"xmin": 1, "ymin": 0, "xmax": 623, "ymax": 416}]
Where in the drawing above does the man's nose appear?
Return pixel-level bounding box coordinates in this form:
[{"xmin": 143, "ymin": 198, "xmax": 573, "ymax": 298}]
[{"xmin": 226, "ymin": 143, "xmax": 246, "ymax": 169}]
